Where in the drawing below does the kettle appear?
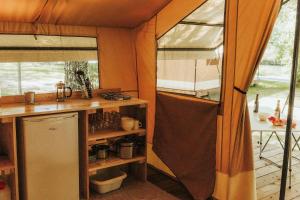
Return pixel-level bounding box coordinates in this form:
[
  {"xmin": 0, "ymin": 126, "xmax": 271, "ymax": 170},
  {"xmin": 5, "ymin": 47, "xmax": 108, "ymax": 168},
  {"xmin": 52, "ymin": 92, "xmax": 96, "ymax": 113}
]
[{"xmin": 56, "ymin": 81, "xmax": 72, "ymax": 102}]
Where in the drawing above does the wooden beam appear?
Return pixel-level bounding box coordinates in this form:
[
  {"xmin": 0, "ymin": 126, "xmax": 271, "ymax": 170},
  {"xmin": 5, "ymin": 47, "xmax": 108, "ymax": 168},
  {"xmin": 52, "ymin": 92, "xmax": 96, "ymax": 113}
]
[
  {"xmin": 157, "ymin": 42, "xmax": 223, "ymax": 52},
  {"xmin": 157, "ymin": 45, "xmax": 222, "ymax": 52},
  {"xmin": 179, "ymin": 21, "xmax": 224, "ymax": 27}
]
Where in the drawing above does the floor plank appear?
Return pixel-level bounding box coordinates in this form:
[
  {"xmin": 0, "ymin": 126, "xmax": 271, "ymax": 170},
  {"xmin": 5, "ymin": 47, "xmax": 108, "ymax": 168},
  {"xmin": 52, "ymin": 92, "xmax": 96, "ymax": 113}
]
[{"xmin": 254, "ymin": 133, "xmax": 300, "ymax": 200}]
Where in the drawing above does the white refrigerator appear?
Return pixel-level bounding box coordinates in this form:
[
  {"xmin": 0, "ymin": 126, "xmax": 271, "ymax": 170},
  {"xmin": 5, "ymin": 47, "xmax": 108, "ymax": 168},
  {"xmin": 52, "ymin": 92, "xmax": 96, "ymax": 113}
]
[{"xmin": 20, "ymin": 112, "xmax": 79, "ymax": 200}]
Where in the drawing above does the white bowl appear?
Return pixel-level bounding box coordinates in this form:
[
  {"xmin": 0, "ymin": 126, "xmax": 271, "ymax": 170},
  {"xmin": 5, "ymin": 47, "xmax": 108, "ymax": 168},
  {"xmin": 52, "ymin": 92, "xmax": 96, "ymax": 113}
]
[{"xmin": 258, "ymin": 112, "xmax": 269, "ymax": 121}]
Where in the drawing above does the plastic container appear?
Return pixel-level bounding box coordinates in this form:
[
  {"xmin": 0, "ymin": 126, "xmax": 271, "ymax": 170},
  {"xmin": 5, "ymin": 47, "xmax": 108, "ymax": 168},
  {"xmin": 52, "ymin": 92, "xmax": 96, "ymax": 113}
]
[
  {"xmin": 90, "ymin": 169, "xmax": 127, "ymax": 194},
  {"xmin": 0, "ymin": 179, "xmax": 11, "ymax": 200}
]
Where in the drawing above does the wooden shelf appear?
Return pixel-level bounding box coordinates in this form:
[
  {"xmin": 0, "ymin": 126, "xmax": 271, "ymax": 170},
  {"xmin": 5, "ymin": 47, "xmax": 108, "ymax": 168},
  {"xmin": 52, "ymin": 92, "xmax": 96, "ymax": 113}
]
[
  {"xmin": 0, "ymin": 156, "xmax": 14, "ymax": 171},
  {"xmin": 88, "ymin": 156, "xmax": 146, "ymax": 173},
  {"xmin": 80, "ymin": 99, "xmax": 148, "ymax": 199},
  {"xmin": 0, "ymin": 97, "xmax": 147, "ymax": 118},
  {"xmin": 88, "ymin": 129, "xmax": 146, "ymax": 141}
]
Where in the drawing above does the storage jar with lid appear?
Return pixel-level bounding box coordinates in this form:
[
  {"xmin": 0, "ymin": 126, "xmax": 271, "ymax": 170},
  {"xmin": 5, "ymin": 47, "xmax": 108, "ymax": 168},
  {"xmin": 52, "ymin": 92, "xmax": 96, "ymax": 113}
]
[{"xmin": 119, "ymin": 141, "xmax": 134, "ymax": 159}]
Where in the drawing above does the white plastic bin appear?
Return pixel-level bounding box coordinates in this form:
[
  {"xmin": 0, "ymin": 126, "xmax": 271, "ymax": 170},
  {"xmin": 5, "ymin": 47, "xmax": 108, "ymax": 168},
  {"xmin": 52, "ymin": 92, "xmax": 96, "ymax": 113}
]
[{"xmin": 90, "ymin": 169, "xmax": 127, "ymax": 194}]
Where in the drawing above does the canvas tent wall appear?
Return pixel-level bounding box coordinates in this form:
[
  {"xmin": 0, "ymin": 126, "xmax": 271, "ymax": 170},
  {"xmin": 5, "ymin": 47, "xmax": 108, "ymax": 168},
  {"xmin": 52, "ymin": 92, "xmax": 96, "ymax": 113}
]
[
  {"xmin": 134, "ymin": 0, "xmax": 281, "ymax": 199},
  {"xmin": 0, "ymin": 23, "xmax": 139, "ymax": 95},
  {"xmin": 0, "ymin": 0, "xmax": 172, "ymax": 96},
  {"xmin": 0, "ymin": 0, "xmax": 281, "ymax": 199}
]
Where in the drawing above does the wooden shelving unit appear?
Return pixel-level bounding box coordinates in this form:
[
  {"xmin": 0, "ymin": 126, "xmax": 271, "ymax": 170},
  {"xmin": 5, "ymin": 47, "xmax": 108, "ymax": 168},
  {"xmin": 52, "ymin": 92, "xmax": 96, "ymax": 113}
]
[
  {"xmin": 80, "ymin": 101, "xmax": 148, "ymax": 199},
  {"xmin": 0, "ymin": 97, "xmax": 148, "ymax": 200},
  {"xmin": 0, "ymin": 117, "xmax": 19, "ymax": 200},
  {"xmin": 88, "ymin": 128, "xmax": 146, "ymax": 141},
  {"xmin": 89, "ymin": 155, "xmax": 146, "ymax": 173}
]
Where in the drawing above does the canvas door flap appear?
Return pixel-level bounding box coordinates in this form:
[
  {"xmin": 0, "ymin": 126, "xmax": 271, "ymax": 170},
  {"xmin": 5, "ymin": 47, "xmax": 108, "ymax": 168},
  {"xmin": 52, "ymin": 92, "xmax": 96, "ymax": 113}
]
[
  {"xmin": 153, "ymin": 92, "xmax": 218, "ymax": 200},
  {"xmin": 213, "ymin": 0, "xmax": 281, "ymax": 199}
]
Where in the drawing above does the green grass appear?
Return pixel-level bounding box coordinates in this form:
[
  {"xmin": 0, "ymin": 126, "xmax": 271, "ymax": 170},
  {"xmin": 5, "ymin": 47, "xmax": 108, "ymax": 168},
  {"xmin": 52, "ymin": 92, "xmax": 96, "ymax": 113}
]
[{"xmin": 248, "ymin": 81, "xmax": 290, "ymax": 102}]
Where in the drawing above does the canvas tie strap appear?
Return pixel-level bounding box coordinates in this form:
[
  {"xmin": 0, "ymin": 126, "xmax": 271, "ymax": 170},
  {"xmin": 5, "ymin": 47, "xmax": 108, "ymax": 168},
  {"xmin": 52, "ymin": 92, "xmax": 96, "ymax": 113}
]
[{"xmin": 234, "ymin": 86, "xmax": 247, "ymax": 95}]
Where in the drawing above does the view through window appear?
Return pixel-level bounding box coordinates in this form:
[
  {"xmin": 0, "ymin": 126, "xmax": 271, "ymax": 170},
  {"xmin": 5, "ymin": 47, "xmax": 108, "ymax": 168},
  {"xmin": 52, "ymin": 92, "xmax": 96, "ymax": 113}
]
[
  {"xmin": 248, "ymin": 0, "xmax": 296, "ymax": 113},
  {"xmin": 157, "ymin": 0, "xmax": 225, "ymax": 101},
  {"xmin": 247, "ymin": 0, "xmax": 300, "ymax": 198},
  {"xmin": 0, "ymin": 35, "xmax": 99, "ymax": 96}
]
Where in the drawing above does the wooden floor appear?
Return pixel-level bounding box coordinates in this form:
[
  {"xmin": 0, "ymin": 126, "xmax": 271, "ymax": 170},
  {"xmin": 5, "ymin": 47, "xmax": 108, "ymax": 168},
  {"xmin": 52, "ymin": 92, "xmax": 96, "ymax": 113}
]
[
  {"xmin": 147, "ymin": 167, "xmax": 194, "ymax": 200},
  {"xmin": 253, "ymin": 132, "xmax": 300, "ymax": 200},
  {"xmin": 91, "ymin": 177, "xmax": 179, "ymax": 200},
  {"xmin": 92, "ymin": 132, "xmax": 300, "ymax": 200}
]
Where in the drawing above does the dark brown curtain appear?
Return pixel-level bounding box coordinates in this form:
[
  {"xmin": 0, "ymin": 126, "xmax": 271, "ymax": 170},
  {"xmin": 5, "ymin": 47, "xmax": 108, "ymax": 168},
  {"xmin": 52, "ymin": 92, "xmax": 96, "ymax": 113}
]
[{"xmin": 153, "ymin": 92, "xmax": 218, "ymax": 200}]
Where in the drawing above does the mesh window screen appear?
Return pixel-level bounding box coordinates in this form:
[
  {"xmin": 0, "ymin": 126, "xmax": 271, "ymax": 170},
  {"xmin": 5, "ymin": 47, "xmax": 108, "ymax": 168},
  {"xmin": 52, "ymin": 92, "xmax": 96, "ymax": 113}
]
[{"xmin": 157, "ymin": 0, "xmax": 225, "ymax": 101}]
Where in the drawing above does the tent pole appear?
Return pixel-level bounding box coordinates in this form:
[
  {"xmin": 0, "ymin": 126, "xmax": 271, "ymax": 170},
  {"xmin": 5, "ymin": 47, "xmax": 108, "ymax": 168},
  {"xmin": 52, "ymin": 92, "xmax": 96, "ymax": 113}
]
[{"xmin": 279, "ymin": 0, "xmax": 300, "ymax": 198}]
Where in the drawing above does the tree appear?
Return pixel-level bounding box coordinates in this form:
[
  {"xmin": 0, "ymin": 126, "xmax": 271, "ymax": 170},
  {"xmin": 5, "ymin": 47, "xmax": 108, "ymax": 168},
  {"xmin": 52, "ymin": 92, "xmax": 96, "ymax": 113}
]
[
  {"xmin": 64, "ymin": 61, "xmax": 89, "ymax": 90},
  {"xmin": 261, "ymin": 0, "xmax": 296, "ymax": 67}
]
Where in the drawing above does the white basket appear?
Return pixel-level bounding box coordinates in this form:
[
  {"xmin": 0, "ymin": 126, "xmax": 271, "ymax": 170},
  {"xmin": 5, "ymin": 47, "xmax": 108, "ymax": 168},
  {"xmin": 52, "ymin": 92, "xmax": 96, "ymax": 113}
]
[{"xmin": 90, "ymin": 169, "xmax": 127, "ymax": 194}]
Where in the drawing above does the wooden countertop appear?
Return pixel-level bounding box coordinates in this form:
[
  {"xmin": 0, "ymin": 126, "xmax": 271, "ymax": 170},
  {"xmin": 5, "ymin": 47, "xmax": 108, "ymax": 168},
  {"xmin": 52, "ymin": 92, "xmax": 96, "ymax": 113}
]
[{"xmin": 0, "ymin": 97, "xmax": 147, "ymax": 118}]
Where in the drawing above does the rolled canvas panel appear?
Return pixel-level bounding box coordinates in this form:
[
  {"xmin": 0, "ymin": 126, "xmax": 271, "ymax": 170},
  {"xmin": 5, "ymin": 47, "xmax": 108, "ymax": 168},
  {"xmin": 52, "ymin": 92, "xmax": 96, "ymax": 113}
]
[{"xmin": 0, "ymin": 50, "xmax": 97, "ymax": 62}]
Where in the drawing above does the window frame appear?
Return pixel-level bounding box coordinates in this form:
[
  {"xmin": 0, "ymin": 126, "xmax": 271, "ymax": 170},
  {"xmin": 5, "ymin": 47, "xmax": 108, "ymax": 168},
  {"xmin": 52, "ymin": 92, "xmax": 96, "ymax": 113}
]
[
  {"xmin": 0, "ymin": 34, "xmax": 100, "ymax": 97},
  {"xmin": 155, "ymin": 0, "xmax": 226, "ymax": 103}
]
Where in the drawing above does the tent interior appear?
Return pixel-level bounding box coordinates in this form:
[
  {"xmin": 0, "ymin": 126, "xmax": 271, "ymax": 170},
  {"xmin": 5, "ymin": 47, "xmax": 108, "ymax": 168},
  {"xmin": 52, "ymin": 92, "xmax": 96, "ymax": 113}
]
[{"xmin": 0, "ymin": 0, "xmax": 290, "ymax": 200}]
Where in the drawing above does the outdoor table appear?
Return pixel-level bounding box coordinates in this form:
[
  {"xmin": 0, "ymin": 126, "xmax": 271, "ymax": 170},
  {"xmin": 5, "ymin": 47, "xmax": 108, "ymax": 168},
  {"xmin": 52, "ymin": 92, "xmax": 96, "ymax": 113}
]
[{"xmin": 251, "ymin": 112, "xmax": 300, "ymax": 188}]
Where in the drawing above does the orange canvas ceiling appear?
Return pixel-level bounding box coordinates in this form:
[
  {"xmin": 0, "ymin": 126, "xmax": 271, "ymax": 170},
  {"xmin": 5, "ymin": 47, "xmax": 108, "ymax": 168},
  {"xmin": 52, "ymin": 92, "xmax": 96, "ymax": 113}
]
[{"xmin": 0, "ymin": 0, "xmax": 171, "ymax": 28}]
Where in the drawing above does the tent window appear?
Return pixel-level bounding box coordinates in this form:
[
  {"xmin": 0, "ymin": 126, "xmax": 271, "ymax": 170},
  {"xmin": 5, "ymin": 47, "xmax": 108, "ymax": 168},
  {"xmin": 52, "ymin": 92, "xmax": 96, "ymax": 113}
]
[
  {"xmin": 0, "ymin": 35, "xmax": 99, "ymax": 96},
  {"xmin": 157, "ymin": 0, "xmax": 225, "ymax": 101}
]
